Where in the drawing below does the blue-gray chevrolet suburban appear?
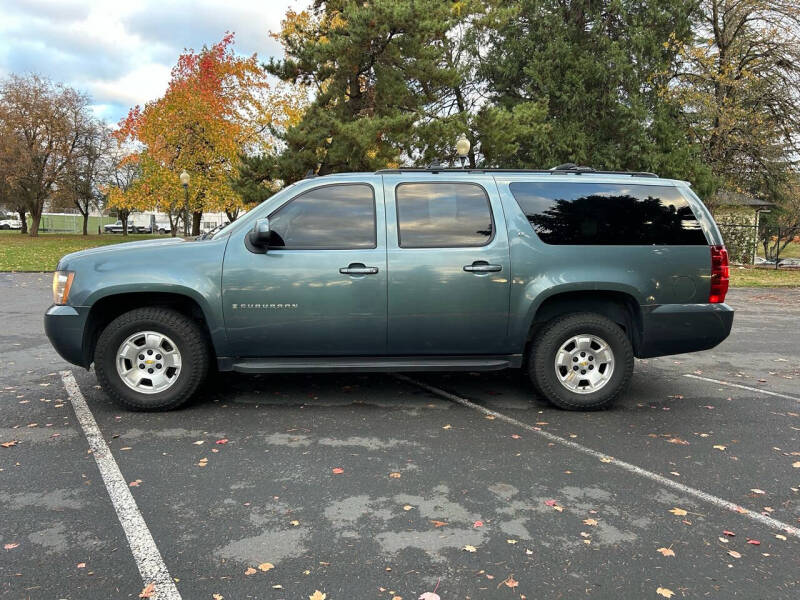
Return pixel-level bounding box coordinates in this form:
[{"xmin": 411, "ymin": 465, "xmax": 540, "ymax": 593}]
[{"xmin": 45, "ymin": 166, "xmax": 733, "ymax": 411}]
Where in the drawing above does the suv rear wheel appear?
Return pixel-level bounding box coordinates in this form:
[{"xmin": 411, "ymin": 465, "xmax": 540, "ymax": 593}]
[
  {"xmin": 94, "ymin": 307, "xmax": 209, "ymax": 411},
  {"xmin": 529, "ymin": 312, "xmax": 633, "ymax": 410}
]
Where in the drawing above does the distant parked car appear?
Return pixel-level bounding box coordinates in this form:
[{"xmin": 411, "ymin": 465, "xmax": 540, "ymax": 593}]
[
  {"xmin": 103, "ymin": 220, "xmax": 131, "ymax": 234},
  {"xmin": 753, "ymin": 256, "xmax": 777, "ymax": 265},
  {"xmin": 778, "ymin": 258, "xmax": 800, "ymax": 268},
  {"xmin": 0, "ymin": 218, "xmax": 22, "ymax": 230},
  {"xmin": 155, "ymin": 222, "xmax": 171, "ymax": 234}
]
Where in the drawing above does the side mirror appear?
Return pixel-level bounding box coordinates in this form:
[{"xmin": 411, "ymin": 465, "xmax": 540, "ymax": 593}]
[{"xmin": 247, "ymin": 217, "xmax": 272, "ymax": 252}]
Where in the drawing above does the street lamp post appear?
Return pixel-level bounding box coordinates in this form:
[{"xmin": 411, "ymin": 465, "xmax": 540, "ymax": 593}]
[
  {"xmin": 455, "ymin": 134, "xmax": 471, "ymax": 168},
  {"xmin": 179, "ymin": 170, "xmax": 190, "ymax": 236}
]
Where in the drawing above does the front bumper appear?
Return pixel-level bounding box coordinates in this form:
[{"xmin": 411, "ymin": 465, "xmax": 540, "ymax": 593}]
[
  {"xmin": 44, "ymin": 305, "xmax": 90, "ymax": 367},
  {"xmin": 637, "ymin": 302, "xmax": 734, "ymax": 358}
]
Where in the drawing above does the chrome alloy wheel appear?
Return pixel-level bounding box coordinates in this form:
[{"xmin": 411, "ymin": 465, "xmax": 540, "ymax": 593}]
[
  {"xmin": 116, "ymin": 331, "xmax": 182, "ymax": 394},
  {"xmin": 554, "ymin": 334, "xmax": 615, "ymax": 394}
]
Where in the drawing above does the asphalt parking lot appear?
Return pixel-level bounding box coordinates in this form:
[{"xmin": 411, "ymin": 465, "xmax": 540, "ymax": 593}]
[{"xmin": 1, "ymin": 273, "xmax": 799, "ymax": 599}]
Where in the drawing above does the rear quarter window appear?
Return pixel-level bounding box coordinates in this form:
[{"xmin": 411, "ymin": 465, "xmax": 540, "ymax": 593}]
[{"xmin": 509, "ymin": 182, "xmax": 708, "ymax": 245}]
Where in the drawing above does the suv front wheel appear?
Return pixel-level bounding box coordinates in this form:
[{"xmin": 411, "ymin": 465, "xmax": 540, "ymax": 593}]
[
  {"xmin": 529, "ymin": 312, "xmax": 633, "ymax": 410},
  {"xmin": 94, "ymin": 307, "xmax": 209, "ymax": 411}
]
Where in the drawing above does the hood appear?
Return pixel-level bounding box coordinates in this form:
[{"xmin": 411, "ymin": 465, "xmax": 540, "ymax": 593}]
[{"xmin": 57, "ymin": 237, "xmax": 188, "ymax": 269}]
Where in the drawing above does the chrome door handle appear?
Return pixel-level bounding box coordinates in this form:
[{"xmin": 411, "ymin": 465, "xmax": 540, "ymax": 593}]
[
  {"xmin": 463, "ymin": 262, "xmax": 502, "ymax": 273},
  {"xmin": 340, "ymin": 264, "xmax": 379, "ymax": 275}
]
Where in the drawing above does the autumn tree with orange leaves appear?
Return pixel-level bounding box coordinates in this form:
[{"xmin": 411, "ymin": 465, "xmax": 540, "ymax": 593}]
[{"xmin": 109, "ymin": 33, "xmax": 305, "ymax": 236}]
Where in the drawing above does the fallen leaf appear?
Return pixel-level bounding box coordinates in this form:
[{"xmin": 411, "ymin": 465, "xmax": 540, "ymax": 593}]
[
  {"xmin": 139, "ymin": 583, "xmax": 155, "ymax": 598},
  {"xmin": 666, "ymin": 437, "xmax": 689, "ymax": 445},
  {"xmin": 657, "ymin": 547, "xmax": 675, "ymax": 557},
  {"xmin": 775, "ymin": 534, "xmax": 787, "ymax": 541},
  {"xmin": 747, "ymin": 539, "xmax": 761, "ymax": 545},
  {"xmin": 713, "ymin": 445, "xmax": 727, "ymax": 451},
  {"xmin": 4, "ymin": 543, "xmax": 19, "ymax": 550},
  {"xmin": 484, "ymin": 415, "xmax": 495, "ymax": 420},
  {"xmin": 723, "ymin": 530, "xmax": 736, "ymax": 537},
  {"xmin": 442, "ymin": 424, "xmax": 452, "ymax": 430},
  {"xmin": 403, "ymin": 505, "xmax": 414, "ymax": 511},
  {"xmin": 553, "ymin": 505, "xmax": 564, "ymax": 512},
  {"xmin": 290, "ymin": 520, "xmax": 300, "ymax": 526},
  {"xmin": 511, "ymin": 434, "xmax": 521, "ymax": 439},
  {"xmin": 503, "ymin": 576, "xmax": 519, "ymax": 588},
  {"xmin": 309, "ymin": 591, "xmax": 326, "ymax": 600},
  {"xmin": 215, "ymin": 439, "xmax": 228, "ymax": 445},
  {"xmin": 272, "ymin": 585, "xmax": 283, "ymax": 589},
  {"xmin": 669, "ymin": 508, "xmax": 687, "ymax": 516},
  {"xmin": 600, "ymin": 457, "xmax": 613, "ymax": 463},
  {"xmin": 192, "ymin": 440, "xmax": 204, "ymax": 445},
  {"xmin": 507, "ymin": 539, "xmax": 518, "ymax": 544},
  {"xmin": 419, "ymin": 593, "xmax": 441, "ymax": 600},
  {"xmin": 750, "ymin": 489, "xmax": 766, "ymax": 495},
  {"xmin": 544, "ymin": 499, "xmax": 557, "ymax": 506},
  {"xmin": 1, "ymin": 440, "xmax": 18, "ymax": 448},
  {"xmin": 258, "ymin": 562, "xmax": 274, "ymax": 572},
  {"xmin": 244, "ymin": 567, "xmax": 257, "ymax": 575},
  {"xmin": 583, "ymin": 518, "xmax": 598, "ymax": 526},
  {"xmin": 463, "ymin": 544, "xmax": 477, "ymax": 552},
  {"xmin": 728, "ymin": 550, "xmax": 741, "ymax": 559},
  {"xmin": 129, "ymin": 479, "xmax": 142, "ymax": 487},
  {"xmin": 389, "ymin": 472, "xmax": 402, "ymax": 478},
  {"xmin": 331, "ymin": 467, "xmax": 344, "ymax": 474},
  {"xmin": 793, "ymin": 461, "xmax": 800, "ymax": 468},
  {"xmin": 656, "ymin": 587, "xmax": 674, "ymax": 598},
  {"xmin": 213, "ymin": 594, "xmax": 224, "ymax": 600},
  {"xmin": 77, "ymin": 562, "xmax": 86, "ymax": 568},
  {"xmin": 430, "ymin": 520, "xmax": 448, "ymax": 528},
  {"xmin": 473, "ymin": 520, "xmax": 483, "ymax": 527}
]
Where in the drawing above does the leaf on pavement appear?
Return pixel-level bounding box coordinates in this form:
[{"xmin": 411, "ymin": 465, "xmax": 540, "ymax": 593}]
[
  {"xmin": 507, "ymin": 539, "xmax": 518, "ymax": 545},
  {"xmin": 139, "ymin": 583, "xmax": 155, "ymax": 598},
  {"xmin": 331, "ymin": 467, "xmax": 344, "ymax": 474},
  {"xmin": 1, "ymin": 440, "xmax": 18, "ymax": 448},
  {"xmin": 747, "ymin": 539, "xmax": 761, "ymax": 545},
  {"xmin": 712, "ymin": 445, "xmax": 726, "ymax": 451},
  {"xmin": 583, "ymin": 518, "xmax": 598, "ymax": 526},
  {"xmin": 669, "ymin": 508, "xmax": 687, "ymax": 516},
  {"xmin": 728, "ymin": 550, "xmax": 741, "ymax": 559},
  {"xmin": 4, "ymin": 542, "xmax": 19, "ymax": 550},
  {"xmin": 129, "ymin": 479, "xmax": 142, "ymax": 487},
  {"xmin": 77, "ymin": 562, "xmax": 86, "ymax": 568},
  {"xmin": 656, "ymin": 587, "xmax": 674, "ymax": 598},
  {"xmin": 192, "ymin": 440, "xmax": 204, "ymax": 445},
  {"xmin": 473, "ymin": 520, "xmax": 483, "ymax": 527},
  {"xmin": 403, "ymin": 505, "xmax": 414, "ymax": 511},
  {"xmin": 723, "ymin": 530, "xmax": 735, "ymax": 537},
  {"xmin": 389, "ymin": 472, "xmax": 402, "ymax": 478},
  {"xmin": 244, "ymin": 567, "xmax": 257, "ymax": 575},
  {"xmin": 792, "ymin": 461, "xmax": 800, "ymax": 468},
  {"xmin": 309, "ymin": 591, "xmax": 326, "ymax": 600},
  {"xmin": 430, "ymin": 520, "xmax": 448, "ymax": 528},
  {"xmin": 442, "ymin": 424, "xmax": 452, "ymax": 430},
  {"xmin": 419, "ymin": 593, "xmax": 441, "ymax": 600},
  {"xmin": 503, "ymin": 575, "xmax": 519, "ymax": 588},
  {"xmin": 212, "ymin": 594, "xmax": 224, "ymax": 600},
  {"xmin": 290, "ymin": 520, "xmax": 300, "ymax": 526},
  {"xmin": 600, "ymin": 457, "xmax": 613, "ymax": 463},
  {"xmin": 657, "ymin": 547, "xmax": 675, "ymax": 557},
  {"xmin": 463, "ymin": 544, "xmax": 477, "ymax": 552},
  {"xmin": 258, "ymin": 562, "xmax": 274, "ymax": 572},
  {"xmin": 750, "ymin": 488, "xmax": 766, "ymax": 495},
  {"xmin": 215, "ymin": 438, "xmax": 228, "ymax": 445},
  {"xmin": 544, "ymin": 499, "xmax": 557, "ymax": 506}
]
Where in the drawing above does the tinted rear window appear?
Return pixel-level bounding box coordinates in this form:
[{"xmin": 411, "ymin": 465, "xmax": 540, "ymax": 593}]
[
  {"xmin": 396, "ymin": 183, "xmax": 493, "ymax": 248},
  {"xmin": 509, "ymin": 182, "xmax": 707, "ymax": 245}
]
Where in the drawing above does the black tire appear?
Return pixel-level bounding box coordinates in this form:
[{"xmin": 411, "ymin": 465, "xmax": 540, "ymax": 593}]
[
  {"xmin": 158, "ymin": 228, "xmax": 166, "ymax": 234},
  {"xmin": 528, "ymin": 312, "xmax": 633, "ymax": 411},
  {"xmin": 94, "ymin": 307, "xmax": 209, "ymax": 411}
]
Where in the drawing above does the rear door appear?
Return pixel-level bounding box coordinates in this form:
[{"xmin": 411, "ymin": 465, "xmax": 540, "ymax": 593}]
[{"xmin": 384, "ymin": 175, "xmax": 511, "ymax": 354}]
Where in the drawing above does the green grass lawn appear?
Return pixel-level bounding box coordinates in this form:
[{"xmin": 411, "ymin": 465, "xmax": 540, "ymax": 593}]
[
  {"xmin": 0, "ymin": 231, "xmax": 165, "ymax": 271},
  {"xmin": 2, "ymin": 231, "xmax": 800, "ymax": 287}
]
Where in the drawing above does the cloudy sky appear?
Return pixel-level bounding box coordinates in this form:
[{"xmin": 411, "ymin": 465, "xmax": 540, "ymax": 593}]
[{"xmin": 0, "ymin": 0, "xmax": 311, "ymax": 123}]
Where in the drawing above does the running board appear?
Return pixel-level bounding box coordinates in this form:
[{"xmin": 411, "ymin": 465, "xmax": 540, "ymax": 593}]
[{"xmin": 218, "ymin": 355, "xmax": 522, "ymax": 374}]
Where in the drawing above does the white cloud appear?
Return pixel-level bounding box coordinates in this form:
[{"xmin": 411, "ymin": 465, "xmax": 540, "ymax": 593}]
[{"xmin": 0, "ymin": 0, "xmax": 309, "ymax": 123}]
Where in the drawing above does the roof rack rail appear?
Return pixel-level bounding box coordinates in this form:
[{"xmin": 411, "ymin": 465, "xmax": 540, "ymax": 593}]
[{"xmin": 375, "ymin": 166, "xmax": 658, "ymax": 178}]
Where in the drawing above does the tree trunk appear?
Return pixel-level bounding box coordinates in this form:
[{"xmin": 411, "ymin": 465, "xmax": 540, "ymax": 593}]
[
  {"xmin": 17, "ymin": 210, "xmax": 27, "ymax": 234},
  {"xmin": 82, "ymin": 213, "xmax": 89, "ymax": 236},
  {"xmin": 225, "ymin": 209, "xmax": 239, "ymax": 222},
  {"xmin": 28, "ymin": 211, "xmax": 42, "ymax": 237},
  {"xmin": 192, "ymin": 211, "xmax": 202, "ymax": 237}
]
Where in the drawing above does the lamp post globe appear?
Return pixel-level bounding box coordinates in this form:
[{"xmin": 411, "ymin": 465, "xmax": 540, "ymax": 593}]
[{"xmin": 455, "ymin": 134, "xmax": 471, "ymax": 168}]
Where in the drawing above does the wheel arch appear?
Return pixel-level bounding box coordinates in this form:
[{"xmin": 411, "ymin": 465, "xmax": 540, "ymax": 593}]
[
  {"xmin": 82, "ymin": 291, "xmax": 219, "ymax": 368},
  {"xmin": 524, "ymin": 289, "xmax": 644, "ymax": 357}
]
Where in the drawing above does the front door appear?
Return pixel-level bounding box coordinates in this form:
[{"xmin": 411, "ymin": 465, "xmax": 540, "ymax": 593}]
[
  {"xmin": 384, "ymin": 176, "xmax": 511, "ymax": 355},
  {"xmin": 222, "ymin": 180, "xmax": 387, "ymax": 357}
]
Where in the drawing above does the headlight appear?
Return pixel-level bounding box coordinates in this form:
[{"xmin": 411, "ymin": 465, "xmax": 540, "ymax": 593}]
[{"xmin": 52, "ymin": 271, "xmax": 75, "ymax": 305}]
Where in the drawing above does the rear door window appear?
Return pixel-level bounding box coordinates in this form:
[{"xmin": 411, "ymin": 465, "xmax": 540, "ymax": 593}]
[
  {"xmin": 395, "ymin": 182, "xmax": 493, "ymax": 248},
  {"xmin": 508, "ymin": 182, "xmax": 708, "ymax": 245}
]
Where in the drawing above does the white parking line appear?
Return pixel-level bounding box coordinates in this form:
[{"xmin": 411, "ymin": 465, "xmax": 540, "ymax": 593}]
[
  {"xmin": 683, "ymin": 373, "xmax": 800, "ymax": 401},
  {"xmin": 61, "ymin": 371, "xmax": 182, "ymax": 600},
  {"xmin": 395, "ymin": 374, "xmax": 800, "ymax": 539}
]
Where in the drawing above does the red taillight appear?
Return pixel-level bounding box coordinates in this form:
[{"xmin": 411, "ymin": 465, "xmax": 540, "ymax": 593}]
[{"xmin": 709, "ymin": 245, "xmax": 729, "ymax": 303}]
